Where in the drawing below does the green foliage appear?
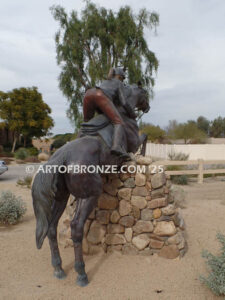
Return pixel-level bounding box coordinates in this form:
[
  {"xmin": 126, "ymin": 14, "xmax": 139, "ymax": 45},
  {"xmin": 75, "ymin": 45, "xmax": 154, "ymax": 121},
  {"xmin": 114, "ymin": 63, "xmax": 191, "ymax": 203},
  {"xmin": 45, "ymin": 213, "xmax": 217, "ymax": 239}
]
[
  {"xmin": 167, "ymin": 120, "xmax": 206, "ymax": 144},
  {"xmin": 209, "ymin": 116, "xmax": 225, "ymax": 138},
  {"xmin": 0, "ymin": 191, "xmax": 26, "ymax": 224},
  {"xmin": 27, "ymin": 147, "xmax": 39, "ymax": 156},
  {"xmin": 14, "ymin": 148, "xmax": 29, "ymax": 160},
  {"xmin": 200, "ymin": 233, "xmax": 225, "ymax": 296},
  {"xmin": 171, "ymin": 175, "xmax": 188, "ymax": 185},
  {"xmin": 52, "ymin": 133, "xmax": 76, "ymax": 149},
  {"xmin": 51, "ymin": 2, "xmax": 159, "ymax": 127},
  {"xmin": 17, "ymin": 175, "xmax": 33, "ymax": 188},
  {"xmin": 197, "ymin": 116, "xmax": 210, "ymax": 135},
  {"xmin": 0, "ymin": 87, "xmax": 54, "ymax": 152},
  {"xmin": 140, "ymin": 123, "xmax": 166, "ymax": 142}
]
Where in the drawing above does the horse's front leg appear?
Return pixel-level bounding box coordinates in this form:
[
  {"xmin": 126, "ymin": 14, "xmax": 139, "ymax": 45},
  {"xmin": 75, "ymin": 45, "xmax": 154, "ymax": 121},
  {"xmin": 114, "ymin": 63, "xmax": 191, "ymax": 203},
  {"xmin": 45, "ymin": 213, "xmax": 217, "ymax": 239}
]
[
  {"xmin": 139, "ymin": 133, "xmax": 148, "ymax": 156},
  {"xmin": 71, "ymin": 196, "xmax": 98, "ymax": 287}
]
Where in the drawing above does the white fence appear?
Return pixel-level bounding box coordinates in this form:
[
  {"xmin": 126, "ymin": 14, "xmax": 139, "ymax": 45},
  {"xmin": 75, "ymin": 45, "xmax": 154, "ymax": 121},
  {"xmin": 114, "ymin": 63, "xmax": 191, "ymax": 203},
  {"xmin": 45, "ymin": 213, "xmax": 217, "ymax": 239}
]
[{"xmin": 146, "ymin": 143, "xmax": 225, "ymax": 160}]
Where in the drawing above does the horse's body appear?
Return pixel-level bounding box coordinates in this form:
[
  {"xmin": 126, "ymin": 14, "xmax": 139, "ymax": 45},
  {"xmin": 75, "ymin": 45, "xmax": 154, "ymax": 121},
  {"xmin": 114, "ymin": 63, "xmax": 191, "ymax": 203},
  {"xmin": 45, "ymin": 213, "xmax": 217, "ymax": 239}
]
[{"xmin": 32, "ymin": 84, "xmax": 149, "ymax": 286}]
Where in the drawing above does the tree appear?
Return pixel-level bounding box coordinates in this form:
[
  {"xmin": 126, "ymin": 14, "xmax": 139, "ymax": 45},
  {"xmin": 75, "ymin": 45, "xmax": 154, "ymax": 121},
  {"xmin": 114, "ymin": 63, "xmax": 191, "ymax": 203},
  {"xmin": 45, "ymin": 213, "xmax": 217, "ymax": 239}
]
[
  {"xmin": 0, "ymin": 87, "xmax": 54, "ymax": 152},
  {"xmin": 140, "ymin": 123, "xmax": 166, "ymax": 142},
  {"xmin": 51, "ymin": 1, "xmax": 159, "ymax": 127},
  {"xmin": 166, "ymin": 120, "xmax": 206, "ymax": 144},
  {"xmin": 197, "ymin": 116, "xmax": 210, "ymax": 135},
  {"xmin": 209, "ymin": 116, "xmax": 225, "ymax": 137}
]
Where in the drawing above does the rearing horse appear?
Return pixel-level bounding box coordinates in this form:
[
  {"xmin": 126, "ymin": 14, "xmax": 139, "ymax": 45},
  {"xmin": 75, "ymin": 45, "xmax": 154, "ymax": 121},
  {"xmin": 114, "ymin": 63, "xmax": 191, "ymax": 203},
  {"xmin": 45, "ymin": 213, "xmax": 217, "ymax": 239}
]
[{"xmin": 32, "ymin": 84, "xmax": 149, "ymax": 287}]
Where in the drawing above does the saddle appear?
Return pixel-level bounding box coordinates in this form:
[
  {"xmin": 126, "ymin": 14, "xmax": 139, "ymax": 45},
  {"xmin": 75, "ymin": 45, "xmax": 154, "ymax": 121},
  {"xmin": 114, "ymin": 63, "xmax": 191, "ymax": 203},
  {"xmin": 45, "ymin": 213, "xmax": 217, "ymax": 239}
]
[{"xmin": 80, "ymin": 114, "xmax": 114, "ymax": 148}]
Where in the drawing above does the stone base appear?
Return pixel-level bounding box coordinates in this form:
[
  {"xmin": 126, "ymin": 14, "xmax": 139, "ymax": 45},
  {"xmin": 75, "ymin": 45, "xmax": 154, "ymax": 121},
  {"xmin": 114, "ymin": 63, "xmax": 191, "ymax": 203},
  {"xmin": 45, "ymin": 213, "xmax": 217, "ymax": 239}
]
[{"xmin": 59, "ymin": 155, "xmax": 187, "ymax": 259}]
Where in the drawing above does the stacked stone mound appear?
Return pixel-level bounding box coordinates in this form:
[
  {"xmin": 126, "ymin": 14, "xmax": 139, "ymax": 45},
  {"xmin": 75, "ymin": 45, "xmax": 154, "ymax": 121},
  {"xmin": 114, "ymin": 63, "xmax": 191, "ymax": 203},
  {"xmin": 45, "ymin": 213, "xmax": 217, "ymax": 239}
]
[{"xmin": 59, "ymin": 156, "xmax": 187, "ymax": 259}]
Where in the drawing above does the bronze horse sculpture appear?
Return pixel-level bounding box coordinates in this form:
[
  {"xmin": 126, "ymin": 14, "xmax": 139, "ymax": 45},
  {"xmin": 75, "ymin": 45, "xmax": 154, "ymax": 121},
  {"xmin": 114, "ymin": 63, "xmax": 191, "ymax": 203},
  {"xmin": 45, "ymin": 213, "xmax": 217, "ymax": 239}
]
[{"xmin": 32, "ymin": 84, "xmax": 149, "ymax": 286}]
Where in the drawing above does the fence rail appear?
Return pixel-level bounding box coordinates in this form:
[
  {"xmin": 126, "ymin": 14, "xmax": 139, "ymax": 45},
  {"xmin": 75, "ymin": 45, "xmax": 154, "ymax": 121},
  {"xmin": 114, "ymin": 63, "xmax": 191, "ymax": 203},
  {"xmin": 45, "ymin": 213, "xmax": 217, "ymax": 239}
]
[{"xmin": 153, "ymin": 159, "xmax": 225, "ymax": 184}]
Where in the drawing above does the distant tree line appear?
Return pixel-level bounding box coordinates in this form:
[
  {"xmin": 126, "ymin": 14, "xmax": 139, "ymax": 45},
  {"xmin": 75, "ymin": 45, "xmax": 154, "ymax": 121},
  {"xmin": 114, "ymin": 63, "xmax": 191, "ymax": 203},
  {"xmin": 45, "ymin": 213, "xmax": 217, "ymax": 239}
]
[{"xmin": 140, "ymin": 116, "xmax": 225, "ymax": 143}]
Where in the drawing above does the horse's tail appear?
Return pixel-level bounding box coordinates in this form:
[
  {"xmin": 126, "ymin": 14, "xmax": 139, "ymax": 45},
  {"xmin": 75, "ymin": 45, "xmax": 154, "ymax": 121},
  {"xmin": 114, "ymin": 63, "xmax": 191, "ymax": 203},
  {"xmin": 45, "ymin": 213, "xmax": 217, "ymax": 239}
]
[{"xmin": 32, "ymin": 169, "xmax": 58, "ymax": 249}]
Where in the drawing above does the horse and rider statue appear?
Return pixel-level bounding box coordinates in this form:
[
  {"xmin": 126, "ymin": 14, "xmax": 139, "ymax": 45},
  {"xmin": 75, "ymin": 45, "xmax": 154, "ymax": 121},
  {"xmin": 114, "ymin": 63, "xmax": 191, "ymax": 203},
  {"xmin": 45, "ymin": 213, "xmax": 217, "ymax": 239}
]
[{"xmin": 32, "ymin": 67, "xmax": 150, "ymax": 287}]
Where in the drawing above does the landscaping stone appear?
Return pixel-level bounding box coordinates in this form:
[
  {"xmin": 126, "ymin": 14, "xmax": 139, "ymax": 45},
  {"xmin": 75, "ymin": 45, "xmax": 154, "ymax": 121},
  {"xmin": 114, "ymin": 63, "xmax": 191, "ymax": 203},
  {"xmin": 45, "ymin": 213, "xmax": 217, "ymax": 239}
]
[
  {"xmin": 118, "ymin": 188, "xmax": 132, "ymax": 200},
  {"xmin": 119, "ymin": 216, "xmax": 135, "ymax": 227},
  {"xmin": 154, "ymin": 221, "xmax": 176, "ymax": 236},
  {"xmin": 132, "ymin": 234, "xmax": 150, "ymax": 250},
  {"xmin": 158, "ymin": 245, "xmax": 180, "ymax": 259},
  {"xmin": 131, "ymin": 196, "xmax": 147, "ymax": 209},
  {"xmin": 133, "ymin": 220, "xmax": 154, "ymax": 234},
  {"xmin": 151, "ymin": 173, "xmax": 166, "ymax": 189},
  {"xmin": 135, "ymin": 173, "xmax": 146, "ymax": 186}
]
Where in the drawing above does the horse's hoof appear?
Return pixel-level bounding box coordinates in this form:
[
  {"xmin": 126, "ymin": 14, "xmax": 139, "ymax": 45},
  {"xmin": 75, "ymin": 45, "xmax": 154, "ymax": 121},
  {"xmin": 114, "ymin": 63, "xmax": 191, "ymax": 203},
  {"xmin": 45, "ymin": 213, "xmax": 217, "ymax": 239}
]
[
  {"xmin": 76, "ymin": 274, "xmax": 89, "ymax": 287},
  {"xmin": 54, "ymin": 269, "xmax": 66, "ymax": 280}
]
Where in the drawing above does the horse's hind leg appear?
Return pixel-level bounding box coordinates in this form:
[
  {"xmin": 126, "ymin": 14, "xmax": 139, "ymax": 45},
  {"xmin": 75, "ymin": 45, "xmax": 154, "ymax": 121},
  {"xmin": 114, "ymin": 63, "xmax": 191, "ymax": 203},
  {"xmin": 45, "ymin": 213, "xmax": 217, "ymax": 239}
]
[
  {"xmin": 47, "ymin": 192, "xmax": 69, "ymax": 279},
  {"xmin": 71, "ymin": 196, "xmax": 98, "ymax": 287}
]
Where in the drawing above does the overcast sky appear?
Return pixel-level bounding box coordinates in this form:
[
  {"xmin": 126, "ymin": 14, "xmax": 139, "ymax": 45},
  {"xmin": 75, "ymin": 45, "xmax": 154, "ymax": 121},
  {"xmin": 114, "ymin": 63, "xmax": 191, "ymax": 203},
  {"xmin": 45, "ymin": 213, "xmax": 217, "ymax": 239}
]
[{"xmin": 1, "ymin": 0, "xmax": 225, "ymax": 134}]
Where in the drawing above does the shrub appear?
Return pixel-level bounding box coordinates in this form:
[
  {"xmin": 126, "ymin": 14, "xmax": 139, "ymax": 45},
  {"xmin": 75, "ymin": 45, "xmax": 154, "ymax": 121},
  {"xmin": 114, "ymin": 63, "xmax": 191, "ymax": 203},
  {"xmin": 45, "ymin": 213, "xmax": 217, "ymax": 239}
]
[
  {"xmin": 167, "ymin": 151, "xmax": 189, "ymax": 185},
  {"xmin": 27, "ymin": 147, "xmax": 39, "ymax": 156},
  {"xmin": 0, "ymin": 191, "xmax": 27, "ymax": 224},
  {"xmin": 38, "ymin": 153, "xmax": 49, "ymax": 161},
  {"xmin": 17, "ymin": 175, "xmax": 33, "ymax": 188},
  {"xmin": 14, "ymin": 148, "xmax": 29, "ymax": 160},
  {"xmin": 200, "ymin": 233, "xmax": 225, "ymax": 297}
]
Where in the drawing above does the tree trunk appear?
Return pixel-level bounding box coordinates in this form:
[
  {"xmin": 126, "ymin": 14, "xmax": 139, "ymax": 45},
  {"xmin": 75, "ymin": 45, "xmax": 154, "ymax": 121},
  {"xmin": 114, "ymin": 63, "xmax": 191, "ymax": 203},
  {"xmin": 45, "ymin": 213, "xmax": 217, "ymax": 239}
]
[
  {"xmin": 11, "ymin": 135, "xmax": 17, "ymax": 153},
  {"xmin": 23, "ymin": 136, "xmax": 27, "ymax": 147}
]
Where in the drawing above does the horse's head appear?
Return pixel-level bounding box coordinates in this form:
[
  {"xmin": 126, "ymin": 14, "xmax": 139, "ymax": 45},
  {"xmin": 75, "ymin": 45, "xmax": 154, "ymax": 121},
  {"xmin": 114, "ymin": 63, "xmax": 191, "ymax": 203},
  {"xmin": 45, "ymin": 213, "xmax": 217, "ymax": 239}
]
[{"xmin": 128, "ymin": 83, "xmax": 150, "ymax": 114}]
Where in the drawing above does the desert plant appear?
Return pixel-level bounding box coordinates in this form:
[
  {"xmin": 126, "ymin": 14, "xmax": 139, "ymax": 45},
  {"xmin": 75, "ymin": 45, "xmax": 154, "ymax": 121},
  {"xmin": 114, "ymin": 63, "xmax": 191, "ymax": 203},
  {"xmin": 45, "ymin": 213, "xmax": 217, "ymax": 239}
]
[
  {"xmin": 167, "ymin": 151, "xmax": 189, "ymax": 185},
  {"xmin": 14, "ymin": 148, "xmax": 29, "ymax": 160},
  {"xmin": 17, "ymin": 175, "xmax": 33, "ymax": 188},
  {"xmin": 0, "ymin": 191, "xmax": 27, "ymax": 224},
  {"xmin": 38, "ymin": 152, "xmax": 49, "ymax": 161},
  {"xmin": 200, "ymin": 233, "xmax": 225, "ymax": 297}
]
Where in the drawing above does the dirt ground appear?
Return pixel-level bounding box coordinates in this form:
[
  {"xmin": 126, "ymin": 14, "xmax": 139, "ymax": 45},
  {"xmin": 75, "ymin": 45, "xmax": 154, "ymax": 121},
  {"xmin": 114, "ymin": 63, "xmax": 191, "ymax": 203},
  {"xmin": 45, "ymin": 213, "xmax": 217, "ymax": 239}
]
[{"xmin": 0, "ymin": 178, "xmax": 225, "ymax": 300}]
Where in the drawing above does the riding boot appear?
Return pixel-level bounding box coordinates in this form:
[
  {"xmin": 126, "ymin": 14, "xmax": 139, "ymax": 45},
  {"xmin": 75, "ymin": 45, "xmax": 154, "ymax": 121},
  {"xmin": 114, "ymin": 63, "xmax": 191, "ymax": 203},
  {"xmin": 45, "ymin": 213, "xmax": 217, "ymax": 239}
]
[{"xmin": 111, "ymin": 124, "xmax": 130, "ymax": 160}]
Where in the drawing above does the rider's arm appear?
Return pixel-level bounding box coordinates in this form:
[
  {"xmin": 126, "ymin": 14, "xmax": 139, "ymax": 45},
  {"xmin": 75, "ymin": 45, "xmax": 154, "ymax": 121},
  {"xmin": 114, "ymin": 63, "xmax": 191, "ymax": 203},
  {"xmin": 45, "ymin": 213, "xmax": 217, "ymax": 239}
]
[{"xmin": 118, "ymin": 82, "xmax": 136, "ymax": 119}]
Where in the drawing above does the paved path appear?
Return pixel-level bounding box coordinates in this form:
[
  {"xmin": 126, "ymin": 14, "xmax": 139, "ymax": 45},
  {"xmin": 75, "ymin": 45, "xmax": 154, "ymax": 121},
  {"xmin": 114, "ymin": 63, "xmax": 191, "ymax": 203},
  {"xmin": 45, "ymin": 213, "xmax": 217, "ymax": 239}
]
[{"xmin": 0, "ymin": 163, "xmax": 40, "ymax": 183}]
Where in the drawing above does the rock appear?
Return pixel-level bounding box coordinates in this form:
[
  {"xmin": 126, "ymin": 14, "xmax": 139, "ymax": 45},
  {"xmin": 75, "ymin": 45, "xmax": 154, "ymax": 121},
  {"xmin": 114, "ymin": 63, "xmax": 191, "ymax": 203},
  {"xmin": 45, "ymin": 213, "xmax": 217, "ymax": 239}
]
[
  {"xmin": 107, "ymin": 224, "xmax": 125, "ymax": 234},
  {"xmin": 141, "ymin": 208, "xmax": 153, "ymax": 221},
  {"xmin": 162, "ymin": 204, "xmax": 176, "ymax": 216},
  {"xmin": 124, "ymin": 178, "xmax": 135, "ymax": 188},
  {"xmin": 156, "ymin": 215, "xmax": 172, "ymax": 222},
  {"xmin": 131, "ymin": 196, "xmax": 147, "ymax": 209},
  {"xmin": 154, "ymin": 221, "xmax": 177, "ymax": 236},
  {"xmin": 119, "ymin": 173, "xmax": 130, "ymax": 182},
  {"xmin": 153, "ymin": 208, "xmax": 162, "ymax": 219},
  {"xmin": 119, "ymin": 199, "xmax": 132, "ymax": 216},
  {"xmin": 158, "ymin": 245, "xmax": 179, "ymax": 259},
  {"xmin": 167, "ymin": 232, "xmax": 184, "ymax": 245},
  {"xmin": 118, "ymin": 188, "xmax": 132, "ymax": 200},
  {"xmin": 149, "ymin": 239, "xmax": 164, "ymax": 249},
  {"xmin": 135, "ymin": 173, "xmax": 146, "ymax": 186},
  {"xmin": 132, "ymin": 234, "xmax": 150, "ymax": 250},
  {"xmin": 98, "ymin": 193, "xmax": 118, "ymax": 210},
  {"xmin": 110, "ymin": 210, "xmax": 120, "ymax": 223},
  {"xmin": 151, "ymin": 173, "xmax": 166, "ymax": 189},
  {"xmin": 89, "ymin": 245, "xmax": 104, "ymax": 255},
  {"xmin": 84, "ymin": 220, "xmax": 91, "ymax": 236},
  {"xmin": 145, "ymin": 181, "xmax": 152, "ymax": 191},
  {"xmin": 148, "ymin": 197, "xmax": 167, "ymax": 209},
  {"xmin": 96, "ymin": 210, "xmax": 110, "ymax": 224},
  {"xmin": 132, "ymin": 186, "xmax": 148, "ymax": 196},
  {"xmin": 122, "ymin": 244, "xmax": 138, "ymax": 255},
  {"xmin": 136, "ymin": 155, "xmax": 152, "ymax": 165},
  {"xmin": 146, "ymin": 195, "xmax": 151, "ymax": 201},
  {"xmin": 87, "ymin": 221, "xmax": 106, "ymax": 244},
  {"xmin": 88, "ymin": 209, "xmax": 95, "ymax": 219},
  {"xmin": 178, "ymin": 239, "xmax": 185, "ymax": 250},
  {"xmin": 139, "ymin": 248, "xmax": 154, "ymax": 256},
  {"xmin": 130, "ymin": 206, "xmax": 140, "ymax": 219},
  {"xmin": 124, "ymin": 228, "xmax": 133, "ymax": 242},
  {"xmin": 103, "ymin": 183, "xmax": 118, "ymax": 196},
  {"xmin": 111, "ymin": 178, "xmax": 123, "ymax": 188},
  {"xmin": 119, "ymin": 216, "xmax": 135, "ymax": 227},
  {"xmin": 173, "ymin": 210, "xmax": 185, "ymax": 230},
  {"xmin": 108, "ymin": 245, "xmax": 122, "ymax": 253},
  {"xmin": 151, "ymin": 187, "xmax": 165, "ymax": 199},
  {"xmin": 105, "ymin": 234, "xmax": 126, "ymax": 245},
  {"xmin": 168, "ymin": 185, "xmax": 186, "ymax": 208},
  {"xmin": 133, "ymin": 220, "xmax": 154, "ymax": 234}
]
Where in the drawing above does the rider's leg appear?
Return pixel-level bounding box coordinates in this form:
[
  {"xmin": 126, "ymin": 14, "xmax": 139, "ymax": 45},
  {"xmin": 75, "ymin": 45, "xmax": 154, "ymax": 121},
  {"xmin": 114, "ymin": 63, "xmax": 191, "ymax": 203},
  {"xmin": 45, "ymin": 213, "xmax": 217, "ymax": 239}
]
[
  {"xmin": 83, "ymin": 89, "xmax": 96, "ymax": 122},
  {"xmin": 95, "ymin": 91, "xmax": 130, "ymax": 160}
]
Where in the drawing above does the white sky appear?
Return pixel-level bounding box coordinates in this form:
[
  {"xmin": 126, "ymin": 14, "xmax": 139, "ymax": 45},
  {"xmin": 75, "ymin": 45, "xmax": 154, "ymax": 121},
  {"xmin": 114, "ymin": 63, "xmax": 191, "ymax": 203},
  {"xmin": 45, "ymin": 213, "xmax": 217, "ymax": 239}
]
[{"xmin": 0, "ymin": 0, "xmax": 225, "ymax": 134}]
